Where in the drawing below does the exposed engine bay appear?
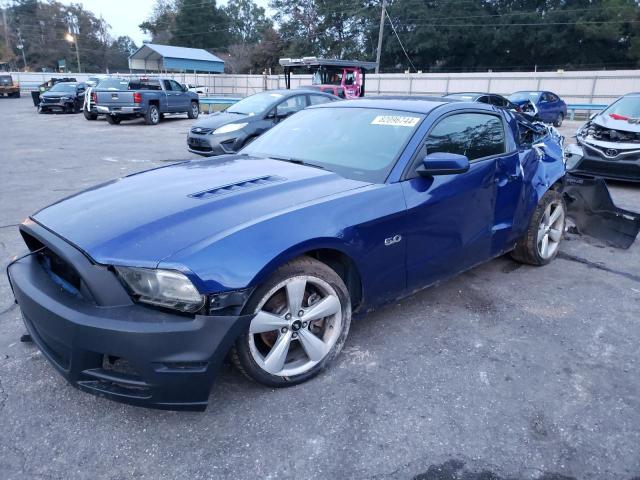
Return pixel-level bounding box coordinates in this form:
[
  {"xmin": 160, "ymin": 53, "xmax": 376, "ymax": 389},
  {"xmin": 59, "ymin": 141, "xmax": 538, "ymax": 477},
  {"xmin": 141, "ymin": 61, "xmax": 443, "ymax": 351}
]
[{"xmin": 578, "ymin": 120, "xmax": 640, "ymax": 144}]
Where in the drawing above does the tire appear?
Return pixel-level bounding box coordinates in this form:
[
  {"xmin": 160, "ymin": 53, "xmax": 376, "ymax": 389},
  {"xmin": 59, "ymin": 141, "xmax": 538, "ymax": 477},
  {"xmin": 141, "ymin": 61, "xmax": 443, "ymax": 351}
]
[
  {"xmin": 106, "ymin": 115, "xmax": 121, "ymax": 125},
  {"xmin": 84, "ymin": 108, "xmax": 98, "ymax": 120},
  {"xmin": 231, "ymin": 256, "xmax": 351, "ymax": 387},
  {"xmin": 145, "ymin": 104, "xmax": 160, "ymax": 125},
  {"xmin": 511, "ymin": 189, "xmax": 566, "ymax": 266},
  {"xmin": 187, "ymin": 101, "xmax": 199, "ymax": 119},
  {"xmin": 553, "ymin": 113, "xmax": 564, "ymax": 127}
]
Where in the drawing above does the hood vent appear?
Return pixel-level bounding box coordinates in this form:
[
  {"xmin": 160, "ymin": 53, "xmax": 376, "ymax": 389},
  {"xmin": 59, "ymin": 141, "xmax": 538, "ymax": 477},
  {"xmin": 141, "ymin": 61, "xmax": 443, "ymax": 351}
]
[{"xmin": 189, "ymin": 175, "xmax": 286, "ymax": 199}]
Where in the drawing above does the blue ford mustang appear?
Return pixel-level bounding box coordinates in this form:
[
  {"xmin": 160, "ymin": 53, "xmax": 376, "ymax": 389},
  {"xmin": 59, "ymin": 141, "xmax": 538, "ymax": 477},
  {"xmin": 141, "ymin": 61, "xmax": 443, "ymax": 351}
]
[{"xmin": 8, "ymin": 98, "xmax": 566, "ymax": 410}]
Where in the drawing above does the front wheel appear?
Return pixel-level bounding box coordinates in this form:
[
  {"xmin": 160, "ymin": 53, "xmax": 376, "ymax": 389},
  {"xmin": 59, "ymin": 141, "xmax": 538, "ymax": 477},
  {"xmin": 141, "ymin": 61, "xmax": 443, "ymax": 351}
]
[
  {"xmin": 187, "ymin": 101, "xmax": 199, "ymax": 119},
  {"xmin": 511, "ymin": 189, "xmax": 565, "ymax": 266},
  {"xmin": 145, "ymin": 104, "xmax": 160, "ymax": 125},
  {"xmin": 231, "ymin": 257, "xmax": 351, "ymax": 387}
]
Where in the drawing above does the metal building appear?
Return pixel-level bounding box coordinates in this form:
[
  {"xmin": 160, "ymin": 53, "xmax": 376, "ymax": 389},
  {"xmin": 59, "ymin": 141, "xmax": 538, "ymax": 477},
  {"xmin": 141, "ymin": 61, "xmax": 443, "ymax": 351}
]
[{"xmin": 128, "ymin": 43, "xmax": 225, "ymax": 73}]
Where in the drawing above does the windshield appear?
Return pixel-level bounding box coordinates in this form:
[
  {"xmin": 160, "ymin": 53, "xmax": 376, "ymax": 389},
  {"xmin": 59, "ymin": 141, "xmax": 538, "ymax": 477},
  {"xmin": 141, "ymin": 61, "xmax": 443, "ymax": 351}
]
[
  {"xmin": 242, "ymin": 107, "xmax": 424, "ymax": 183},
  {"xmin": 509, "ymin": 91, "xmax": 540, "ymax": 102},
  {"xmin": 602, "ymin": 96, "xmax": 640, "ymax": 119},
  {"xmin": 49, "ymin": 83, "xmax": 76, "ymax": 92},
  {"xmin": 96, "ymin": 78, "xmax": 128, "ymax": 90},
  {"xmin": 227, "ymin": 91, "xmax": 284, "ymax": 115}
]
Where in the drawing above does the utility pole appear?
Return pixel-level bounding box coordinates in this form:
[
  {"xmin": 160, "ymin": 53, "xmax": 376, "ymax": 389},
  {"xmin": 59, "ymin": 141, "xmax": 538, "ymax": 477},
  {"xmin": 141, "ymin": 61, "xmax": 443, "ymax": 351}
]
[
  {"xmin": 16, "ymin": 28, "xmax": 27, "ymax": 70},
  {"xmin": 2, "ymin": 3, "xmax": 10, "ymax": 53},
  {"xmin": 375, "ymin": 0, "xmax": 386, "ymax": 74},
  {"xmin": 67, "ymin": 14, "xmax": 81, "ymax": 72}
]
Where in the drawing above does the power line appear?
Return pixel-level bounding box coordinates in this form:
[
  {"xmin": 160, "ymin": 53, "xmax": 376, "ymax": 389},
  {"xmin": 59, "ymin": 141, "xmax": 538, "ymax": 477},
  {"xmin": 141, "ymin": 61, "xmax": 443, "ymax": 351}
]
[{"xmin": 384, "ymin": 5, "xmax": 416, "ymax": 72}]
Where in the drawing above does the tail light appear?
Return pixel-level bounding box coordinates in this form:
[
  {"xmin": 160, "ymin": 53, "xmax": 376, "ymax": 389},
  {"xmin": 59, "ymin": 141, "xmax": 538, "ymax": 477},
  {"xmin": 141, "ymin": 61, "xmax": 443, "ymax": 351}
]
[
  {"xmin": 133, "ymin": 92, "xmax": 142, "ymax": 103},
  {"xmin": 91, "ymin": 92, "xmax": 97, "ymax": 103}
]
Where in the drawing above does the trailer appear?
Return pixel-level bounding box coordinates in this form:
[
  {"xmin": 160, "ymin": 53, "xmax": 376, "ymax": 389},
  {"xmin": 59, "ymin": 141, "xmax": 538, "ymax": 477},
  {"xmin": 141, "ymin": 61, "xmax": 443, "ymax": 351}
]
[{"xmin": 279, "ymin": 57, "xmax": 378, "ymax": 99}]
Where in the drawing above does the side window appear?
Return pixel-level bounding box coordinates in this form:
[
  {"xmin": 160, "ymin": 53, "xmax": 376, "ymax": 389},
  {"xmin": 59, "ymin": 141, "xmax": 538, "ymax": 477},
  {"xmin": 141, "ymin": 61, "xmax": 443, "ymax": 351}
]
[
  {"xmin": 169, "ymin": 80, "xmax": 184, "ymax": 92},
  {"xmin": 539, "ymin": 92, "xmax": 549, "ymax": 103},
  {"xmin": 548, "ymin": 93, "xmax": 559, "ymax": 102},
  {"xmin": 491, "ymin": 95, "xmax": 507, "ymax": 107},
  {"xmin": 163, "ymin": 80, "xmax": 173, "ymax": 91},
  {"xmin": 309, "ymin": 94, "xmax": 333, "ymax": 105},
  {"xmin": 477, "ymin": 96, "xmax": 490, "ymax": 104},
  {"xmin": 276, "ymin": 95, "xmax": 308, "ymax": 115},
  {"xmin": 424, "ymin": 113, "xmax": 506, "ymax": 162}
]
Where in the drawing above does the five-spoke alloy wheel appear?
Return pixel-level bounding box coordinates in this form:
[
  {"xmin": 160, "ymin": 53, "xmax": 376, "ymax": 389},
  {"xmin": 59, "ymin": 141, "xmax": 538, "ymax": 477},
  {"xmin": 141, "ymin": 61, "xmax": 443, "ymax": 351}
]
[
  {"xmin": 511, "ymin": 189, "xmax": 566, "ymax": 265},
  {"xmin": 232, "ymin": 257, "xmax": 351, "ymax": 387}
]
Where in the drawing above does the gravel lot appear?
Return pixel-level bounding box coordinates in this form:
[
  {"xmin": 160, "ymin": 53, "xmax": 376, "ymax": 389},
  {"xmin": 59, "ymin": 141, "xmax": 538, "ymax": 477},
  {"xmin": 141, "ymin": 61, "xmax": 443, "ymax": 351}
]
[{"xmin": 1, "ymin": 96, "xmax": 639, "ymax": 480}]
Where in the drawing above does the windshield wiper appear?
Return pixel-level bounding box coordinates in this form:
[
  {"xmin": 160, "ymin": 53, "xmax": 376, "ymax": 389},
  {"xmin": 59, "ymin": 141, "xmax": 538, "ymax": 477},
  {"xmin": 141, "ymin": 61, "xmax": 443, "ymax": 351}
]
[
  {"xmin": 269, "ymin": 156, "xmax": 327, "ymax": 170},
  {"xmin": 226, "ymin": 110, "xmax": 247, "ymax": 115}
]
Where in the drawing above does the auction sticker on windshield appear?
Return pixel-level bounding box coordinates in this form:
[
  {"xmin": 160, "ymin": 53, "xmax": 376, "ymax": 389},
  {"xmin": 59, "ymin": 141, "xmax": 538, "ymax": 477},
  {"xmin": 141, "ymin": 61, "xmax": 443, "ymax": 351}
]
[{"xmin": 371, "ymin": 115, "xmax": 421, "ymax": 127}]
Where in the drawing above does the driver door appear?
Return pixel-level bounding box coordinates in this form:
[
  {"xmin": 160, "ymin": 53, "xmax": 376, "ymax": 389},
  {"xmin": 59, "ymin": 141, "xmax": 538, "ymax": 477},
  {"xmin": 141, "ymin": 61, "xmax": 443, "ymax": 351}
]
[{"xmin": 401, "ymin": 111, "xmax": 507, "ymax": 291}]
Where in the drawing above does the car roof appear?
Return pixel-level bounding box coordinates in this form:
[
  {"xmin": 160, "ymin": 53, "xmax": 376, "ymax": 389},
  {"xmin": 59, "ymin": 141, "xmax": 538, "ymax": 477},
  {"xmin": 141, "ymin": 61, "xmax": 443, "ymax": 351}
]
[
  {"xmin": 55, "ymin": 82, "xmax": 79, "ymax": 85},
  {"xmin": 445, "ymin": 92, "xmax": 489, "ymax": 98},
  {"xmin": 312, "ymin": 96, "xmax": 457, "ymax": 114}
]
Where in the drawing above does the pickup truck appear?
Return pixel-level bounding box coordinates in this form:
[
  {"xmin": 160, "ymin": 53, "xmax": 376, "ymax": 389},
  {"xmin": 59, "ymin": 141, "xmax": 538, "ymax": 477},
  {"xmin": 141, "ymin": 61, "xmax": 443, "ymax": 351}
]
[
  {"xmin": 0, "ymin": 74, "xmax": 20, "ymax": 98},
  {"xmin": 93, "ymin": 77, "xmax": 200, "ymax": 125}
]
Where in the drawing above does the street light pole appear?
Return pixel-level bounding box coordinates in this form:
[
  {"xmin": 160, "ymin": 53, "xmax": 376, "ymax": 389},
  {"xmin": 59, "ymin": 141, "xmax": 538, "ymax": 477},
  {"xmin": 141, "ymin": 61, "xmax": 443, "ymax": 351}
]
[{"xmin": 65, "ymin": 32, "xmax": 81, "ymax": 73}]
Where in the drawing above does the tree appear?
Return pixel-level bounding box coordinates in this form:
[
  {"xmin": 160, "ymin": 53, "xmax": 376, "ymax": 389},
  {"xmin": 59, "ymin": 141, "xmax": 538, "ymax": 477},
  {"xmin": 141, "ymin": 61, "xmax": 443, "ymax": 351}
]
[
  {"xmin": 170, "ymin": 0, "xmax": 230, "ymax": 49},
  {"xmin": 139, "ymin": 0, "xmax": 178, "ymax": 44},
  {"xmin": 225, "ymin": 0, "xmax": 272, "ymax": 44},
  {"xmin": 107, "ymin": 36, "xmax": 137, "ymax": 72}
]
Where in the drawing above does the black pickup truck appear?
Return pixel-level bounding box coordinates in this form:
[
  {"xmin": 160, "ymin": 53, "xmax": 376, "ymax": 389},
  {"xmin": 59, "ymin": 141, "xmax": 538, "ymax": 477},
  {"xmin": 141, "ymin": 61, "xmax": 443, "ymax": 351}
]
[{"xmin": 93, "ymin": 77, "xmax": 200, "ymax": 125}]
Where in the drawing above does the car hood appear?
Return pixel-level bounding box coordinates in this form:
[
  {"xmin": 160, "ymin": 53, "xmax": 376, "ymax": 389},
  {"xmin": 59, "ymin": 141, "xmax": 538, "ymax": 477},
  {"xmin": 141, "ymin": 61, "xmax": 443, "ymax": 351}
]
[
  {"xmin": 592, "ymin": 113, "xmax": 640, "ymax": 133},
  {"xmin": 33, "ymin": 156, "xmax": 369, "ymax": 267},
  {"xmin": 191, "ymin": 111, "xmax": 252, "ymax": 130}
]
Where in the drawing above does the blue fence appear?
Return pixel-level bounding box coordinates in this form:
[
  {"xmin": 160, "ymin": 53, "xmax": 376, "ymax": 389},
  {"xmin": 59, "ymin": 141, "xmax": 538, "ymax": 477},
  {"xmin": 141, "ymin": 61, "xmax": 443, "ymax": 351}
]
[{"xmin": 566, "ymin": 103, "xmax": 608, "ymax": 120}]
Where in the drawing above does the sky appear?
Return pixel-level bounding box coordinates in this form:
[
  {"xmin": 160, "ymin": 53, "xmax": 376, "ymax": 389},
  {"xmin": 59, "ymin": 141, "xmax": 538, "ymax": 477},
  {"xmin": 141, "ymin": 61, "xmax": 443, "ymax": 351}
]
[{"xmin": 58, "ymin": 0, "xmax": 271, "ymax": 46}]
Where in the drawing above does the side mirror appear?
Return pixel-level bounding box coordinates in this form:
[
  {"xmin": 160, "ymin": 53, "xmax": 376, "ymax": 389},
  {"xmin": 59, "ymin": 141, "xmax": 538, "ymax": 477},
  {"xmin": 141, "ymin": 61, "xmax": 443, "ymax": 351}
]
[
  {"xmin": 417, "ymin": 152, "xmax": 470, "ymax": 176},
  {"xmin": 181, "ymin": 84, "xmax": 188, "ymax": 92}
]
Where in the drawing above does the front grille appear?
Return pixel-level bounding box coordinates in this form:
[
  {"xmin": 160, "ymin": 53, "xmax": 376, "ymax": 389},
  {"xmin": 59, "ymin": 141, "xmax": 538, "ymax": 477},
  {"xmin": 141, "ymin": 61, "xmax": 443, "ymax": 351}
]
[
  {"xmin": 190, "ymin": 127, "xmax": 213, "ymax": 134},
  {"xmin": 189, "ymin": 144, "xmax": 213, "ymax": 153},
  {"xmin": 43, "ymin": 97, "xmax": 61, "ymax": 103},
  {"xmin": 580, "ymin": 159, "xmax": 640, "ymax": 179}
]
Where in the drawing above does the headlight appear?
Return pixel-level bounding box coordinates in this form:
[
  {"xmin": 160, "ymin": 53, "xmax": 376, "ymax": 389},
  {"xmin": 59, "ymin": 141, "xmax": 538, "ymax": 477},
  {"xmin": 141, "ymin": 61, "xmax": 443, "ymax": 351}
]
[
  {"xmin": 213, "ymin": 123, "xmax": 247, "ymax": 135},
  {"xmin": 61, "ymin": 96, "xmax": 71, "ymax": 100},
  {"xmin": 115, "ymin": 266, "xmax": 205, "ymax": 313}
]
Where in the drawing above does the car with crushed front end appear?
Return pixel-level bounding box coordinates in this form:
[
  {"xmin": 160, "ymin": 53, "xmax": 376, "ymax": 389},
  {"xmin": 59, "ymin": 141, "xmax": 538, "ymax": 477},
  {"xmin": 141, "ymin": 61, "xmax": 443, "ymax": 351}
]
[
  {"xmin": 509, "ymin": 91, "xmax": 567, "ymax": 127},
  {"xmin": 567, "ymin": 92, "xmax": 640, "ymax": 182},
  {"xmin": 38, "ymin": 81, "xmax": 87, "ymax": 114},
  {"xmin": 187, "ymin": 89, "xmax": 339, "ymax": 156},
  {"xmin": 7, "ymin": 98, "xmax": 566, "ymax": 411}
]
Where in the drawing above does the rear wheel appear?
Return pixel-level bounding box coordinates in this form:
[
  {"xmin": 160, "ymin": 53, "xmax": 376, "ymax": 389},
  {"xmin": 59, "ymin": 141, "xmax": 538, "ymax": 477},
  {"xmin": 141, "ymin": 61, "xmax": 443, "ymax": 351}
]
[
  {"xmin": 145, "ymin": 104, "xmax": 160, "ymax": 125},
  {"xmin": 187, "ymin": 101, "xmax": 199, "ymax": 119},
  {"xmin": 553, "ymin": 113, "xmax": 564, "ymax": 127},
  {"xmin": 231, "ymin": 257, "xmax": 351, "ymax": 387},
  {"xmin": 511, "ymin": 189, "xmax": 565, "ymax": 266},
  {"xmin": 106, "ymin": 115, "xmax": 121, "ymax": 125},
  {"xmin": 83, "ymin": 108, "xmax": 98, "ymax": 120}
]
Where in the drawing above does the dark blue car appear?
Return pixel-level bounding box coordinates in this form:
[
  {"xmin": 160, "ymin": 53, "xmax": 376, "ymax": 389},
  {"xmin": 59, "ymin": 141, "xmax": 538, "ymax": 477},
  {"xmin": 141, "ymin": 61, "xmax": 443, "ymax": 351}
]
[
  {"xmin": 8, "ymin": 98, "xmax": 566, "ymax": 410},
  {"xmin": 509, "ymin": 91, "xmax": 567, "ymax": 127}
]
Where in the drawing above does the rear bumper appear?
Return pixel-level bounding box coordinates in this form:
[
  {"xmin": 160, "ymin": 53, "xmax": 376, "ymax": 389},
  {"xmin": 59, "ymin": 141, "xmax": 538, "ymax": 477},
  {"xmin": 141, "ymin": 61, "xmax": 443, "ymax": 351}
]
[
  {"xmin": 7, "ymin": 222, "xmax": 253, "ymax": 411},
  {"xmin": 96, "ymin": 105, "xmax": 142, "ymax": 115}
]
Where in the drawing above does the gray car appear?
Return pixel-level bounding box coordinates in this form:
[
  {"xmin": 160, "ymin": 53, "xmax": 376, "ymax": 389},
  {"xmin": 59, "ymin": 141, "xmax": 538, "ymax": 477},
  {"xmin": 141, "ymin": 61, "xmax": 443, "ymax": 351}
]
[
  {"xmin": 568, "ymin": 92, "xmax": 640, "ymax": 182},
  {"xmin": 187, "ymin": 89, "xmax": 339, "ymax": 156}
]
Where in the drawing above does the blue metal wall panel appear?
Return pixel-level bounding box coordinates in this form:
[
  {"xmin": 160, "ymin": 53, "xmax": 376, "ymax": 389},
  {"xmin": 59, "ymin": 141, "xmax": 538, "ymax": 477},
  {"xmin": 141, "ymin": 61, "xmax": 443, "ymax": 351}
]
[{"xmin": 163, "ymin": 57, "xmax": 224, "ymax": 73}]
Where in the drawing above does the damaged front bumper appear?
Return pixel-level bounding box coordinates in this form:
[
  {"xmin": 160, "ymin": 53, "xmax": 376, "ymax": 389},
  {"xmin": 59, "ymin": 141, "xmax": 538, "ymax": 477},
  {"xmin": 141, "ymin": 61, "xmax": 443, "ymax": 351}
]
[{"xmin": 562, "ymin": 172, "xmax": 640, "ymax": 249}]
